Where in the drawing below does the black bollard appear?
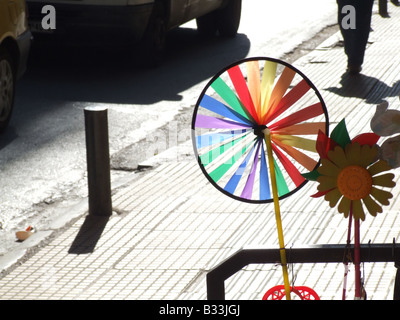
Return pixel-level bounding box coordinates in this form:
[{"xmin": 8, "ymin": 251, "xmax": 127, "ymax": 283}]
[{"xmin": 84, "ymin": 106, "xmax": 112, "ymax": 216}]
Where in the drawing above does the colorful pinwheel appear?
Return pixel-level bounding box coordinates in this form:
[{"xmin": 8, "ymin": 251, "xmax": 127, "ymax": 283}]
[
  {"xmin": 192, "ymin": 57, "xmax": 328, "ymax": 203},
  {"xmin": 192, "ymin": 57, "xmax": 328, "ymax": 299},
  {"xmin": 302, "ymin": 119, "xmax": 396, "ymax": 299}
]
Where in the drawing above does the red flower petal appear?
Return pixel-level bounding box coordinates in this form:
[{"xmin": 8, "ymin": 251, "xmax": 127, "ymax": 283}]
[
  {"xmin": 352, "ymin": 133, "xmax": 380, "ymax": 146},
  {"xmin": 316, "ymin": 130, "xmax": 338, "ymax": 159},
  {"xmin": 311, "ymin": 190, "xmax": 330, "ymax": 198}
]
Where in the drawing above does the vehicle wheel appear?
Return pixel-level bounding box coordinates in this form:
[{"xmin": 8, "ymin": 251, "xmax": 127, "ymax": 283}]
[
  {"xmin": 196, "ymin": 11, "xmax": 218, "ymax": 37},
  {"xmin": 142, "ymin": 14, "xmax": 167, "ymax": 66},
  {"xmin": 217, "ymin": 0, "xmax": 242, "ymax": 37},
  {"xmin": 0, "ymin": 47, "xmax": 15, "ymax": 132}
]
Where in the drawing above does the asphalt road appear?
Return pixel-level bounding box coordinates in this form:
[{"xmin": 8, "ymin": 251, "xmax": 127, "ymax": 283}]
[{"xmin": 0, "ymin": 1, "xmax": 338, "ymax": 254}]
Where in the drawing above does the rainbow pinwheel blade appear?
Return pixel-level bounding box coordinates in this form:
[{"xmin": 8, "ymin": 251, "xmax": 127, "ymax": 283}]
[{"xmin": 192, "ymin": 57, "xmax": 329, "ymax": 203}]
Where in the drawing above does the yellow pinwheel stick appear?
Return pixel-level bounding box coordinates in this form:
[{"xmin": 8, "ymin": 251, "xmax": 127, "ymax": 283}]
[{"xmin": 263, "ymin": 128, "xmax": 291, "ymax": 300}]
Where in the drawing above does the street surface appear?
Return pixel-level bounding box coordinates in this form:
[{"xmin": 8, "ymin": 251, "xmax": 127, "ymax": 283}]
[{"xmin": 0, "ymin": 1, "xmax": 337, "ymax": 254}]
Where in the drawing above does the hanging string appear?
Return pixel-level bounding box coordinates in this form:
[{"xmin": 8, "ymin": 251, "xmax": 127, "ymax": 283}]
[
  {"xmin": 361, "ymin": 261, "xmax": 367, "ymax": 299},
  {"xmin": 288, "ymin": 244, "xmax": 297, "ymax": 290},
  {"xmin": 342, "ymin": 211, "xmax": 353, "ymax": 300},
  {"xmin": 354, "ymin": 218, "xmax": 362, "ymax": 299}
]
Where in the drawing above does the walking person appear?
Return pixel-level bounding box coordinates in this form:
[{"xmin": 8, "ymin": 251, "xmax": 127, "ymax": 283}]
[{"xmin": 337, "ymin": 0, "xmax": 374, "ymax": 74}]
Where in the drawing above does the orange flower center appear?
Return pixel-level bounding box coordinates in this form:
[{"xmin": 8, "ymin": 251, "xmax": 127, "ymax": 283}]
[{"xmin": 337, "ymin": 165, "xmax": 372, "ymax": 200}]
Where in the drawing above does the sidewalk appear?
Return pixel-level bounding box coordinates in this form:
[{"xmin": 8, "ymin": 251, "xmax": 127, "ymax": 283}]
[{"xmin": 1, "ymin": 5, "xmax": 400, "ymax": 300}]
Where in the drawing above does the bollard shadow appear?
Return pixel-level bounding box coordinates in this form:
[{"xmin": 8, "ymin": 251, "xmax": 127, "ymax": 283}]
[
  {"xmin": 68, "ymin": 215, "xmax": 109, "ymax": 254},
  {"xmin": 325, "ymin": 72, "xmax": 400, "ymax": 104}
]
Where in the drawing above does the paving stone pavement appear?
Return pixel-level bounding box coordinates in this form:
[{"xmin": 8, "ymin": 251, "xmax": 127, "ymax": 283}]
[{"xmin": 1, "ymin": 4, "xmax": 400, "ymax": 300}]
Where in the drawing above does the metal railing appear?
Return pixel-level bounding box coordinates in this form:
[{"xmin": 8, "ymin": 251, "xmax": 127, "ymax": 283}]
[{"xmin": 206, "ymin": 242, "xmax": 400, "ymax": 300}]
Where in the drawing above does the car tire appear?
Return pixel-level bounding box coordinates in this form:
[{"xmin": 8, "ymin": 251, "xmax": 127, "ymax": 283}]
[
  {"xmin": 141, "ymin": 13, "xmax": 167, "ymax": 66},
  {"xmin": 196, "ymin": 11, "xmax": 218, "ymax": 37},
  {"xmin": 0, "ymin": 47, "xmax": 16, "ymax": 132},
  {"xmin": 217, "ymin": 0, "xmax": 242, "ymax": 37}
]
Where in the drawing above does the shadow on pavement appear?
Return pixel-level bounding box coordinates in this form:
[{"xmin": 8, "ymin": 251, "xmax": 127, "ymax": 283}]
[
  {"xmin": 325, "ymin": 72, "xmax": 400, "ymax": 104},
  {"xmin": 1, "ymin": 26, "xmax": 250, "ymax": 157},
  {"xmin": 68, "ymin": 215, "xmax": 109, "ymax": 254},
  {"xmin": 19, "ymin": 27, "xmax": 251, "ymax": 105}
]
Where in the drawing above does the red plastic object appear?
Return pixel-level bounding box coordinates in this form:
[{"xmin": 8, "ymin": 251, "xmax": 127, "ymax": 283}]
[{"xmin": 263, "ymin": 285, "xmax": 320, "ymax": 300}]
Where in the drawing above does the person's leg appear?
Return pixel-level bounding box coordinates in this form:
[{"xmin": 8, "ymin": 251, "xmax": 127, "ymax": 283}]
[{"xmin": 337, "ymin": 0, "xmax": 374, "ymax": 73}]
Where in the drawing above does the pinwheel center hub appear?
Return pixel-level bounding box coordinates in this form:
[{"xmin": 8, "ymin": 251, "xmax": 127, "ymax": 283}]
[
  {"xmin": 253, "ymin": 124, "xmax": 268, "ymax": 138},
  {"xmin": 337, "ymin": 165, "xmax": 372, "ymax": 200}
]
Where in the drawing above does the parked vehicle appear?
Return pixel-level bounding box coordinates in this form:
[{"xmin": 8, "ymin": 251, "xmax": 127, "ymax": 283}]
[
  {"xmin": 0, "ymin": 0, "xmax": 32, "ymax": 132},
  {"xmin": 25, "ymin": 0, "xmax": 241, "ymax": 62}
]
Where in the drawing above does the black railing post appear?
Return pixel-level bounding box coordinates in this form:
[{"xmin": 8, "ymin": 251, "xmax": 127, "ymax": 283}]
[{"xmin": 84, "ymin": 106, "xmax": 112, "ymax": 217}]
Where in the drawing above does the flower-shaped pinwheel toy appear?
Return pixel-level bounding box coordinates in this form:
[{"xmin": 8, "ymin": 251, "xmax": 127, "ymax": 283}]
[
  {"xmin": 303, "ymin": 119, "xmax": 395, "ymax": 221},
  {"xmin": 303, "ymin": 118, "xmax": 396, "ymax": 299}
]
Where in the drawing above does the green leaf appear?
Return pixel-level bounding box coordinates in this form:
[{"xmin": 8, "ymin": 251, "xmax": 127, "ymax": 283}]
[
  {"xmin": 330, "ymin": 119, "xmax": 351, "ymax": 148},
  {"xmin": 301, "ymin": 169, "xmax": 321, "ymax": 181}
]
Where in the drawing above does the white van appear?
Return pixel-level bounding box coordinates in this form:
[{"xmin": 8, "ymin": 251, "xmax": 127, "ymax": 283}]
[{"xmin": 25, "ymin": 0, "xmax": 241, "ymax": 60}]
